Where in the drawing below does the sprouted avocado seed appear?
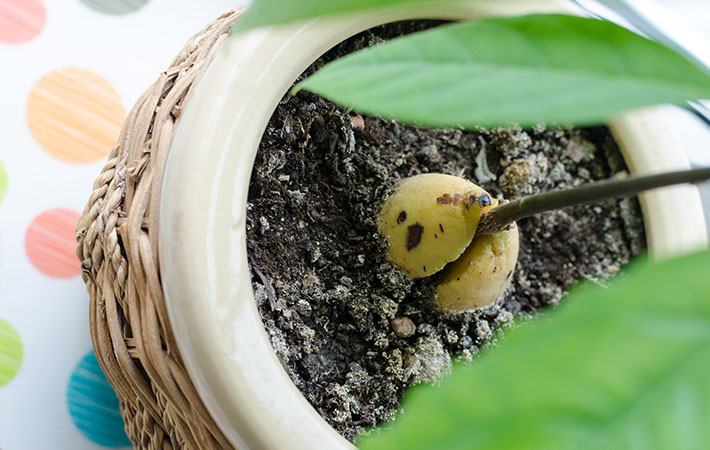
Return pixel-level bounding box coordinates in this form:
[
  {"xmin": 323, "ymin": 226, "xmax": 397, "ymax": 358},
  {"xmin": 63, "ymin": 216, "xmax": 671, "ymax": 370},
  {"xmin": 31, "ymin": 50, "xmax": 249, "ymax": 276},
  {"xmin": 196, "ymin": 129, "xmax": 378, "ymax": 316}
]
[
  {"xmin": 377, "ymin": 167, "xmax": 710, "ymax": 311},
  {"xmin": 377, "ymin": 173, "xmax": 519, "ymax": 310}
]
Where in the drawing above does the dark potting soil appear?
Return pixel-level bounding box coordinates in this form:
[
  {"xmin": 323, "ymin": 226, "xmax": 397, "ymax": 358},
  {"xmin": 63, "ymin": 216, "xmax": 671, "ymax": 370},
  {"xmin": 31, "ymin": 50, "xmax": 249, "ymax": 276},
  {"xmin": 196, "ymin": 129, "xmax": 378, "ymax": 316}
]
[{"xmin": 246, "ymin": 21, "xmax": 646, "ymax": 441}]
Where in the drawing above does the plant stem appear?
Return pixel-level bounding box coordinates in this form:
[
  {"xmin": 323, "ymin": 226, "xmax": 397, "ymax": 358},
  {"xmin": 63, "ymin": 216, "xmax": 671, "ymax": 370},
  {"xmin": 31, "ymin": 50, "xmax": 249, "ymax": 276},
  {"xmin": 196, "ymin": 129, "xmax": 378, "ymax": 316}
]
[{"xmin": 476, "ymin": 167, "xmax": 710, "ymax": 236}]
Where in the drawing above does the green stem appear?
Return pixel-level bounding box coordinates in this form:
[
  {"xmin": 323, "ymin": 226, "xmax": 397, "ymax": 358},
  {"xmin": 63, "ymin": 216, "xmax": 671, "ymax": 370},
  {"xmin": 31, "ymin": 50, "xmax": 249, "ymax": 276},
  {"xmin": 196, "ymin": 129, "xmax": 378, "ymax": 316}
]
[{"xmin": 475, "ymin": 167, "xmax": 710, "ymax": 236}]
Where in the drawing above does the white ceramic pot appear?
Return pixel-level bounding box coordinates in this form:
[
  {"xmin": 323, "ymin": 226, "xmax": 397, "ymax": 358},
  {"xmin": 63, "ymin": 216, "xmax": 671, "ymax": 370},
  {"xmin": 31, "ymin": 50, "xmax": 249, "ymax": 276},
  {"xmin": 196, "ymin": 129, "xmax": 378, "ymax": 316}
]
[{"xmin": 158, "ymin": 1, "xmax": 709, "ymax": 449}]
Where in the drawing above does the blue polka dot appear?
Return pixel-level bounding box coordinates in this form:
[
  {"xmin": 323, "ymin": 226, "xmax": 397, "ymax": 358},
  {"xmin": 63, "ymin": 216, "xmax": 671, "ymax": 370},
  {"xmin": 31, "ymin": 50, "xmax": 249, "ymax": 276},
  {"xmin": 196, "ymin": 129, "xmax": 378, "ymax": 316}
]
[{"xmin": 67, "ymin": 351, "xmax": 132, "ymax": 447}]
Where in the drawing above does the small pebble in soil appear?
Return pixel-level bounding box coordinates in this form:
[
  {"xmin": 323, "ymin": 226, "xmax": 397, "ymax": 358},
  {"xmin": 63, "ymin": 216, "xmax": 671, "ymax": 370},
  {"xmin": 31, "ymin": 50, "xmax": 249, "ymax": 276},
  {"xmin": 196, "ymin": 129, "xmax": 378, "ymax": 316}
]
[{"xmin": 391, "ymin": 317, "xmax": 416, "ymax": 338}]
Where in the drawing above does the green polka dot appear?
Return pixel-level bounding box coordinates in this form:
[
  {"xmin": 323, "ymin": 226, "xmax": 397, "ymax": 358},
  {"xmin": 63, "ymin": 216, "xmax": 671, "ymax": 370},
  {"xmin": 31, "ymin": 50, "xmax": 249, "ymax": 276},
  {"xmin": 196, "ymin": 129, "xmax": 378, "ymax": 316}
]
[
  {"xmin": 0, "ymin": 319, "xmax": 23, "ymax": 387},
  {"xmin": 0, "ymin": 160, "xmax": 7, "ymax": 204},
  {"xmin": 80, "ymin": 0, "xmax": 150, "ymax": 15}
]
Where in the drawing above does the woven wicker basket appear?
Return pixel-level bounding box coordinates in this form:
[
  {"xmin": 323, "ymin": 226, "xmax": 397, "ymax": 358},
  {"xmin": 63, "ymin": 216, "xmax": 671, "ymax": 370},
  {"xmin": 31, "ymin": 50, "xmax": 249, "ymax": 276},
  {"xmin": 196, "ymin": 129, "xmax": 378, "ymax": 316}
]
[
  {"xmin": 75, "ymin": 11, "xmax": 239, "ymax": 450},
  {"xmin": 75, "ymin": 6, "xmax": 709, "ymax": 450}
]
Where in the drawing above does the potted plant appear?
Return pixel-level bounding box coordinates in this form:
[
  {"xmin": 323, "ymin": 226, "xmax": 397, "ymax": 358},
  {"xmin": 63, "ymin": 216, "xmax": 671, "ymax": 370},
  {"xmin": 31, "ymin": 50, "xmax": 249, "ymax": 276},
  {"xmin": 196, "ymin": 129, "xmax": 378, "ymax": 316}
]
[{"xmin": 77, "ymin": 1, "xmax": 709, "ymax": 449}]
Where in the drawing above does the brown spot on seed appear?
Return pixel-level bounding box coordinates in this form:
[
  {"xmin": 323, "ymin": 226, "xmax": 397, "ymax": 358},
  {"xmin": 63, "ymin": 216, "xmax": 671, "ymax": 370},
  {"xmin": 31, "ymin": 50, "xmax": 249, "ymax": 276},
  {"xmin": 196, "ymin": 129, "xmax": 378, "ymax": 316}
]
[
  {"xmin": 436, "ymin": 194, "xmax": 453, "ymax": 204},
  {"xmin": 439, "ymin": 223, "xmax": 444, "ymax": 233},
  {"xmin": 423, "ymin": 265, "xmax": 427, "ymax": 273},
  {"xmin": 391, "ymin": 317, "xmax": 416, "ymax": 338},
  {"xmin": 406, "ymin": 224, "xmax": 424, "ymax": 251},
  {"xmin": 434, "ymin": 234, "xmax": 438, "ymax": 239},
  {"xmin": 468, "ymin": 195, "xmax": 477, "ymax": 206},
  {"xmin": 453, "ymin": 193, "xmax": 463, "ymax": 205},
  {"xmin": 397, "ymin": 211, "xmax": 407, "ymax": 224}
]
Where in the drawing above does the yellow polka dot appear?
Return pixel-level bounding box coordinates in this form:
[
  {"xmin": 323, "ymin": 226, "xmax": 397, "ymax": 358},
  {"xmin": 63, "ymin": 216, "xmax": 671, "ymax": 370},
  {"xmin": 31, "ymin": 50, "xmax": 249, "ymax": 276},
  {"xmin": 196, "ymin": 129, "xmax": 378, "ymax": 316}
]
[{"xmin": 26, "ymin": 68, "xmax": 125, "ymax": 163}]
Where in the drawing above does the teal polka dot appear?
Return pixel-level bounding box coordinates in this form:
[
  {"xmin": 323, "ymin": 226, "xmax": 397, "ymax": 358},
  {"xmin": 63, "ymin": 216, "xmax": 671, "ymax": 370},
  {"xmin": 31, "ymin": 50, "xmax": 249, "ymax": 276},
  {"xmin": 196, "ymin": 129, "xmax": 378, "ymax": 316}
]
[
  {"xmin": 80, "ymin": 0, "xmax": 150, "ymax": 15},
  {"xmin": 0, "ymin": 318, "xmax": 23, "ymax": 387},
  {"xmin": 0, "ymin": 160, "xmax": 7, "ymax": 204},
  {"xmin": 67, "ymin": 351, "xmax": 132, "ymax": 447}
]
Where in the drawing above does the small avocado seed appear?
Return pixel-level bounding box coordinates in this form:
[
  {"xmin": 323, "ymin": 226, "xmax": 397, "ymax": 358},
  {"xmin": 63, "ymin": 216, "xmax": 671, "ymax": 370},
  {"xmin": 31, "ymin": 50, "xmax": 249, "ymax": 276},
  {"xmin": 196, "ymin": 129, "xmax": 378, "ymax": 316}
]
[
  {"xmin": 377, "ymin": 173, "xmax": 520, "ymax": 310},
  {"xmin": 377, "ymin": 173, "xmax": 489, "ymax": 278},
  {"xmin": 436, "ymin": 224, "xmax": 519, "ymax": 310}
]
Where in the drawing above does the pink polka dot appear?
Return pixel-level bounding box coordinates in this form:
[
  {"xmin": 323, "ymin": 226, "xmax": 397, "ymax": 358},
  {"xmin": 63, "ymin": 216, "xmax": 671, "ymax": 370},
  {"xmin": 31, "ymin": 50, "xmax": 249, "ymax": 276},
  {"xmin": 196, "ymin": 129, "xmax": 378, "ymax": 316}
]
[
  {"xmin": 0, "ymin": 0, "xmax": 47, "ymax": 44},
  {"xmin": 25, "ymin": 209, "xmax": 81, "ymax": 278}
]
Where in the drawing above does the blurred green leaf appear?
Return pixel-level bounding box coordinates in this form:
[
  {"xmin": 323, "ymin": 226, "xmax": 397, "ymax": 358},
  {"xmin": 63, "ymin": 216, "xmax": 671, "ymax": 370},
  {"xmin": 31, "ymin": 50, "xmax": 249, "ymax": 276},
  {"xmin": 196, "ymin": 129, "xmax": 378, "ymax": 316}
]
[
  {"xmin": 235, "ymin": 0, "xmax": 463, "ymax": 31},
  {"xmin": 358, "ymin": 250, "xmax": 710, "ymax": 450},
  {"xmin": 295, "ymin": 14, "xmax": 710, "ymax": 128}
]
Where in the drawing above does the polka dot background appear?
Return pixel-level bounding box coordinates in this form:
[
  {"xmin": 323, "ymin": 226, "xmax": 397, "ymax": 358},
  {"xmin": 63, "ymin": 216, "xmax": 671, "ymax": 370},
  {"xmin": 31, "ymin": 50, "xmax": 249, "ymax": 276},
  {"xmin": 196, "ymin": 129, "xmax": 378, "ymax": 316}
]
[
  {"xmin": 0, "ymin": 160, "xmax": 8, "ymax": 204},
  {"xmin": 67, "ymin": 352, "xmax": 132, "ymax": 447},
  {"xmin": 0, "ymin": 0, "xmax": 243, "ymax": 448},
  {"xmin": 80, "ymin": 0, "xmax": 150, "ymax": 16},
  {"xmin": 0, "ymin": 319, "xmax": 23, "ymax": 387},
  {"xmin": 25, "ymin": 208, "xmax": 82, "ymax": 278},
  {"xmin": 26, "ymin": 68, "xmax": 126, "ymax": 163},
  {"xmin": 0, "ymin": 1, "xmax": 708, "ymax": 449},
  {"xmin": 0, "ymin": 0, "xmax": 46, "ymax": 44}
]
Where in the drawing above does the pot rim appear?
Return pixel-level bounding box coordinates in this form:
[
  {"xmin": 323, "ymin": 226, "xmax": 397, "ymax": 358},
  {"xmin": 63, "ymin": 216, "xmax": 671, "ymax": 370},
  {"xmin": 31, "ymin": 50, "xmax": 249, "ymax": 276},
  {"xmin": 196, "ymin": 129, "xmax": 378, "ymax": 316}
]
[{"xmin": 159, "ymin": 1, "xmax": 708, "ymax": 449}]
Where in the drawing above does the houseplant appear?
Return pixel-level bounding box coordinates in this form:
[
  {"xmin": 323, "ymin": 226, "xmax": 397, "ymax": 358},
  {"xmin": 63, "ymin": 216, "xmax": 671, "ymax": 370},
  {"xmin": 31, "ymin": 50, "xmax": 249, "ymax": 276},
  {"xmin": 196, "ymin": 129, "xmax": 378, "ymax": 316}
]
[
  {"xmin": 158, "ymin": 1, "xmax": 706, "ymax": 449},
  {"xmin": 77, "ymin": 1, "xmax": 708, "ymax": 449}
]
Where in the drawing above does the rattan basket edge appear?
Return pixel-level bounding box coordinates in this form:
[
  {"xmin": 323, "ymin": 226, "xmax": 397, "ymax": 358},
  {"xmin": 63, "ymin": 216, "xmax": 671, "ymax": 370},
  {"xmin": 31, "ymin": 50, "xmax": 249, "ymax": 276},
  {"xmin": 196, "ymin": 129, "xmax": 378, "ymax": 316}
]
[{"xmin": 76, "ymin": 11, "xmax": 240, "ymax": 450}]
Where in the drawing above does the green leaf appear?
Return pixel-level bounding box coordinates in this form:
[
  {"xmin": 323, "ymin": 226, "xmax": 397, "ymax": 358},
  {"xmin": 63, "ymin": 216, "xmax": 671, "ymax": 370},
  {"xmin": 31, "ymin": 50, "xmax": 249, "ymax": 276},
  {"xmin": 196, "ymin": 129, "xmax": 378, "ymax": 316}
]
[
  {"xmin": 358, "ymin": 251, "xmax": 710, "ymax": 450},
  {"xmin": 295, "ymin": 14, "xmax": 710, "ymax": 128},
  {"xmin": 235, "ymin": 0, "xmax": 462, "ymax": 31}
]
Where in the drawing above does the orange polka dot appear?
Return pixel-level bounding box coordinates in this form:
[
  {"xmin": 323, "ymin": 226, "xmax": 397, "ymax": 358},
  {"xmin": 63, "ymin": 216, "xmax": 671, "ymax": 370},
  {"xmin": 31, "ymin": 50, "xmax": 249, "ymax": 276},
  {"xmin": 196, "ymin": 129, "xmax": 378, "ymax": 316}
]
[
  {"xmin": 26, "ymin": 68, "xmax": 125, "ymax": 163},
  {"xmin": 0, "ymin": 0, "xmax": 46, "ymax": 44},
  {"xmin": 25, "ymin": 209, "xmax": 82, "ymax": 278}
]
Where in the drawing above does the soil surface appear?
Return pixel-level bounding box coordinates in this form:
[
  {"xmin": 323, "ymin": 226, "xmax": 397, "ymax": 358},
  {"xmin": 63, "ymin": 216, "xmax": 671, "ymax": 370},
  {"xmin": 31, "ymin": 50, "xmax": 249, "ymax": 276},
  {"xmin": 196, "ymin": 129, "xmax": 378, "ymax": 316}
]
[{"xmin": 246, "ymin": 21, "xmax": 646, "ymax": 441}]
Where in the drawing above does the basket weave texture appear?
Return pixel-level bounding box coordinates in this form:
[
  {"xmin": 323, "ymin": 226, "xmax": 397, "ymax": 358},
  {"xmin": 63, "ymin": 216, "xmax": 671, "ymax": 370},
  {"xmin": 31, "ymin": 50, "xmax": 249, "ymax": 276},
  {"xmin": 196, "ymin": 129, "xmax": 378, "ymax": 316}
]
[{"xmin": 76, "ymin": 12, "xmax": 239, "ymax": 450}]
